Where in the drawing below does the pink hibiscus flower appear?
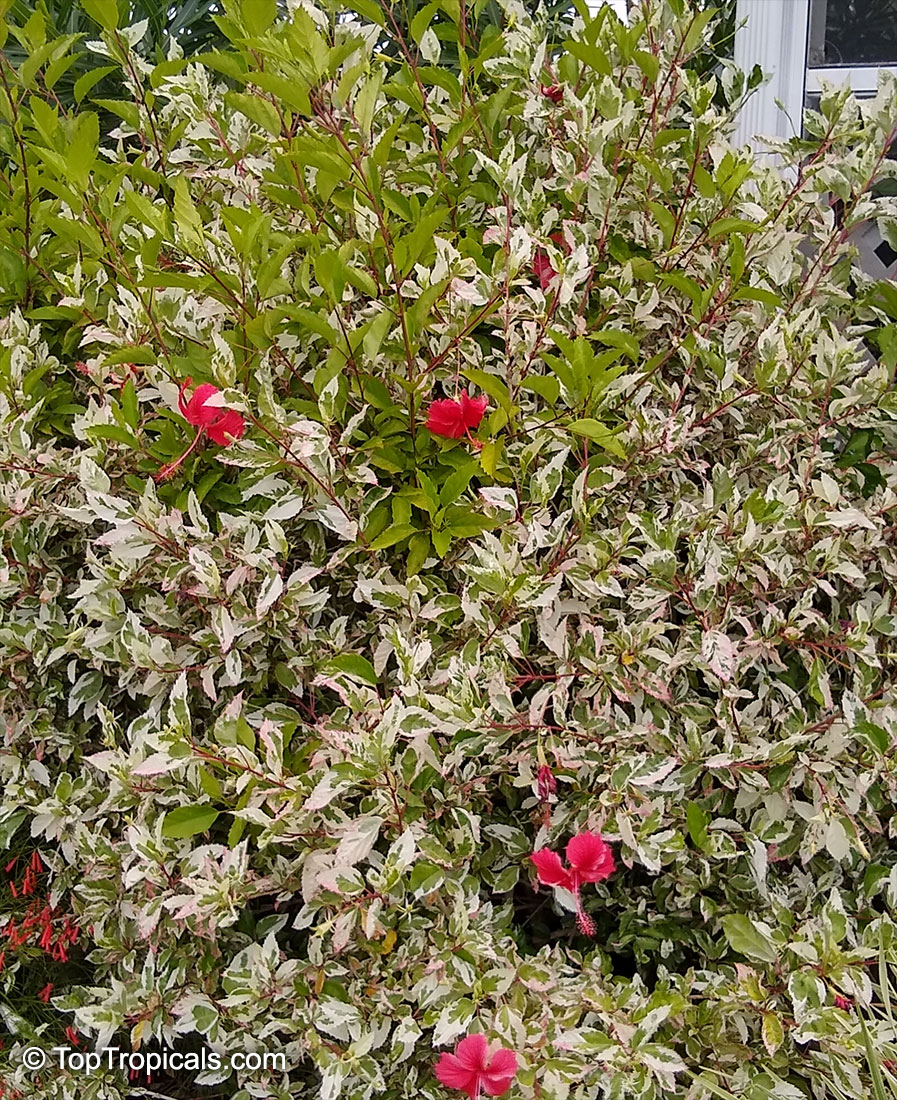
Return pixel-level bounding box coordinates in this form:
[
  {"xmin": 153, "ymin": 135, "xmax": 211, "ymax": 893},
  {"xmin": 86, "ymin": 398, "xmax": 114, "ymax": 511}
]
[
  {"xmin": 435, "ymin": 1034, "xmax": 518, "ymax": 1099},
  {"xmin": 531, "ymin": 831, "xmax": 615, "ymax": 936}
]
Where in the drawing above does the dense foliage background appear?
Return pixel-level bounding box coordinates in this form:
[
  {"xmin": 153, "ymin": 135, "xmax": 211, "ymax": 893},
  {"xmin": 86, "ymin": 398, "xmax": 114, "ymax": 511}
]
[{"xmin": 2, "ymin": 0, "xmax": 897, "ymax": 1098}]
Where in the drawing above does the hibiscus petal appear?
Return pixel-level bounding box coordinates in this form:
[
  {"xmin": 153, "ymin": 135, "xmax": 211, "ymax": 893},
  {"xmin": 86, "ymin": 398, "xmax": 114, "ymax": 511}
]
[
  {"xmin": 459, "ymin": 391, "xmax": 488, "ymax": 431},
  {"xmin": 185, "ymin": 383, "xmax": 223, "ymax": 427},
  {"xmin": 483, "ymin": 1047, "xmax": 518, "ymax": 1095},
  {"xmin": 566, "ymin": 832, "xmax": 614, "ymax": 881},
  {"xmin": 207, "ymin": 409, "xmax": 246, "ymax": 447},
  {"xmin": 453, "ymin": 1033, "xmax": 488, "ymax": 1070},
  {"xmin": 533, "ymin": 251, "xmax": 557, "ymax": 290},
  {"xmin": 530, "ymin": 849, "xmax": 573, "ymax": 889},
  {"xmin": 425, "ymin": 398, "xmax": 467, "ymax": 439},
  {"xmin": 435, "ymin": 1052, "xmax": 479, "ymax": 1098}
]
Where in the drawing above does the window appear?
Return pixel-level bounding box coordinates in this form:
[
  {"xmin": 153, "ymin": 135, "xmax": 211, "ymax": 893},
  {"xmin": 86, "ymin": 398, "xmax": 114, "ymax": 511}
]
[
  {"xmin": 734, "ymin": 0, "xmax": 897, "ymax": 276},
  {"xmin": 734, "ymin": 0, "xmax": 897, "ymax": 149}
]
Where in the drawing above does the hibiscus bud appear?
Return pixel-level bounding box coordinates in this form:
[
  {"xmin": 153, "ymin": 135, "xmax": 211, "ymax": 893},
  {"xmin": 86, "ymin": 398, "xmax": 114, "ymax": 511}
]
[
  {"xmin": 540, "ymin": 84, "xmax": 563, "ymax": 103},
  {"xmin": 537, "ymin": 763, "xmax": 557, "ymax": 802}
]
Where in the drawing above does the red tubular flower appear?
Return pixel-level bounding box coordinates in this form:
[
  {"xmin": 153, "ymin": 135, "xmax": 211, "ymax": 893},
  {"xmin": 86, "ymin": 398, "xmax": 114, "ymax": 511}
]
[
  {"xmin": 64, "ymin": 1027, "xmax": 80, "ymax": 1048},
  {"xmin": 531, "ymin": 831, "xmax": 615, "ymax": 937},
  {"xmin": 37, "ymin": 983, "xmax": 53, "ymax": 1003},
  {"xmin": 435, "ymin": 1034, "xmax": 518, "ymax": 1099},
  {"xmin": 540, "ymin": 84, "xmax": 563, "ymax": 103},
  {"xmin": 834, "ymin": 994, "xmax": 853, "ymax": 1011},
  {"xmin": 425, "ymin": 391, "xmax": 489, "ymax": 440}
]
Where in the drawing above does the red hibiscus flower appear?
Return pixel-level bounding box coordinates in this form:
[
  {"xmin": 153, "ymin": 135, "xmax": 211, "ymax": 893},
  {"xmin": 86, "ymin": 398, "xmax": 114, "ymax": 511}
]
[
  {"xmin": 425, "ymin": 391, "xmax": 488, "ymax": 440},
  {"xmin": 178, "ymin": 381, "xmax": 245, "ymax": 443},
  {"xmin": 533, "ymin": 250, "xmax": 557, "ymax": 291},
  {"xmin": 531, "ymin": 831, "xmax": 614, "ymax": 936},
  {"xmin": 206, "ymin": 409, "xmax": 246, "ymax": 446},
  {"xmin": 533, "ymin": 233, "xmax": 570, "ymax": 291},
  {"xmin": 435, "ymin": 1034, "xmax": 518, "ymax": 1099},
  {"xmin": 157, "ymin": 379, "xmax": 246, "ymax": 480},
  {"xmin": 540, "ymin": 84, "xmax": 563, "ymax": 103}
]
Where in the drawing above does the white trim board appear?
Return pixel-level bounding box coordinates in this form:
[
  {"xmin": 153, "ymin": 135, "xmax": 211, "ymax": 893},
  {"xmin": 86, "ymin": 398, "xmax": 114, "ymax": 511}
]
[
  {"xmin": 806, "ymin": 66, "xmax": 897, "ymax": 94},
  {"xmin": 734, "ymin": 0, "xmax": 811, "ymax": 152}
]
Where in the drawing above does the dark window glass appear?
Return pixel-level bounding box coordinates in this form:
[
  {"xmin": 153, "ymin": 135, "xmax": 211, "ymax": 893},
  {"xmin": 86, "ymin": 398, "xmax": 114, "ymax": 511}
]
[{"xmin": 809, "ymin": 0, "xmax": 897, "ymax": 66}]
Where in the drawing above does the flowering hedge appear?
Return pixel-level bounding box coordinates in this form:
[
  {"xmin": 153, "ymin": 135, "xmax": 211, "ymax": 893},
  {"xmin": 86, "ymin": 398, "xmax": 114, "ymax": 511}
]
[{"xmin": 3, "ymin": 0, "xmax": 897, "ymax": 1097}]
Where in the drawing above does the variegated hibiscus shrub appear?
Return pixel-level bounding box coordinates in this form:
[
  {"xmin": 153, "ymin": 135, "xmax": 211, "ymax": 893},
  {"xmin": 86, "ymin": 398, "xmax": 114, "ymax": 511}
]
[{"xmin": 3, "ymin": 0, "xmax": 897, "ymax": 1097}]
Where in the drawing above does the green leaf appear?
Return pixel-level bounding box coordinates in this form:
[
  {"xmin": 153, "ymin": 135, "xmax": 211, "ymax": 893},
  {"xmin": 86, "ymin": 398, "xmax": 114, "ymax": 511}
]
[
  {"xmin": 80, "ymin": 0, "xmax": 118, "ymax": 30},
  {"xmin": 707, "ymin": 217, "xmax": 758, "ymax": 240},
  {"xmin": 836, "ymin": 428, "xmax": 876, "ymax": 469},
  {"xmin": 394, "ymin": 208, "xmax": 449, "ymax": 276},
  {"xmin": 74, "ymin": 65, "xmax": 118, "ymax": 105},
  {"xmin": 245, "ymin": 71, "xmax": 310, "ymax": 117},
  {"xmin": 362, "ymin": 309, "xmax": 393, "ymax": 361},
  {"xmin": 432, "ymin": 528, "xmax": 452, "ymax": 557},
  {"xmin": 104, "ymin": 346, "xmax": 156, "ymax": 366},
  {"xmin": 406, "ymin": 532, "xmax": 430, "ymax": 575},
  {"xmin": 761, "ymin": 1012, "xmax": 784, "ymax": 1057},
  {"xmin": 443, "ymin": 506, "xmax": 495, "ymax": 537},
  {"xmin": 440, "ymin": 462, "xmax": 478, "ymax": 507},
  {"xmin": 411, "ymin": 0, "xmax": 440, "ymax": 44},
  {"xmin": 225, "ymin": 91, "xmax": 282, "ymax": 136},
  {"xmin": 162, "ymin": 805, "xmax": 220, "ymax": 839},
  {"xmin": 480, "ymin": 438, "xmax": 502, "ymax": 477},
  {"xmin": 369, "ymin": 523, "xmax": 417, "ymax": 550},
  {"xmin": 462, "ymin": 368, "xmax": 511, "ymax": 413},
  {"xmin": 91, "ymin": 99, "xmax": 140, "ymax": 130},
  {"xmin": 721, "ymin": 914, "xmax": 777, "ymax": 964},
  {"xmin": 330, "ymin": 654, "xmax": 377, "ymax": 685},
  {"xmin": 173, "ymin": 176, "xmax": 206, "ymax": 253},
  {"xmin": 85, "ymin": 424, "xmax": 140, "ymax": 449},
  {"xmin": 594, "ymin": 328, "xmax": 639, "ymax": 361},
  {"xmin": 568, "ymin": 419, "xmax": 626, "ymax": 458},
  {"xmin": 121, "ymin": 379, "xmax": 138, "ymax": 431},
  {"xmin": 649, "ymin": 201, "xmax": 676, "ymax": 249},
  {"xmin": 564, "ymin": 38, "xmax": 611, "ymax": 76},
  {"xmin": 315, "ymin": 250, "xmax": 346, "ymax": 303},
  {"xmin": 355, "ymin": 70, "xmax": 383, "ymax": 137},
  {"xmin": 686, "ymin": 802, "xmax": 710, "ymax": 851},
  {"xmin": 350, "ymin": 0, "xmax": 386, "ymax": 25},
  {"xmin": 196, "ymin": 51, "xmax": 247, "ymax": 80},
  {"xmin": 521, "ymin": 376, "xmax": 560, "ymax": 405},
  {"xmin": 242, "ymin": 0, "xmax": 277, "ymax": 34}
]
